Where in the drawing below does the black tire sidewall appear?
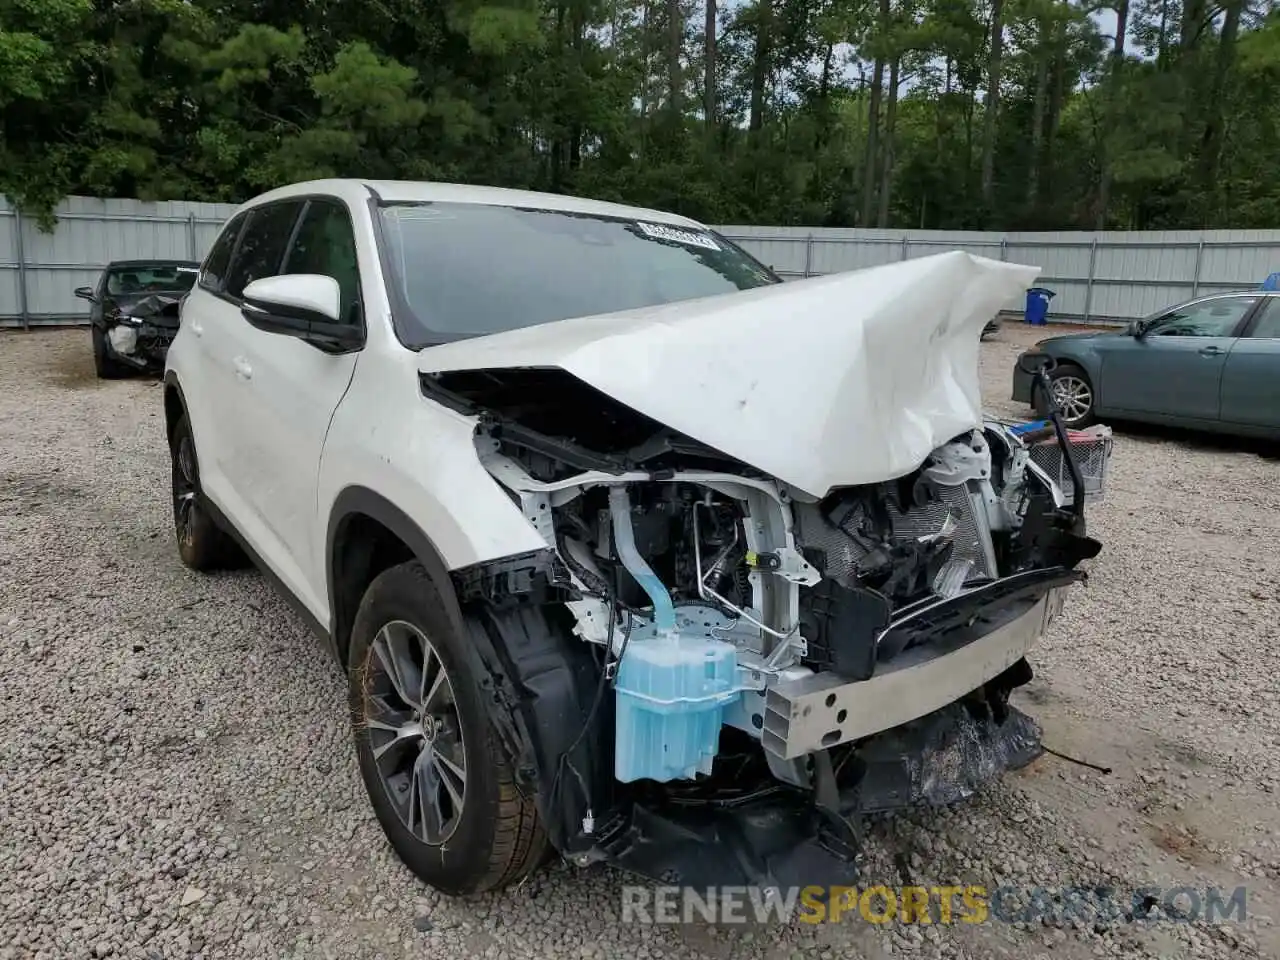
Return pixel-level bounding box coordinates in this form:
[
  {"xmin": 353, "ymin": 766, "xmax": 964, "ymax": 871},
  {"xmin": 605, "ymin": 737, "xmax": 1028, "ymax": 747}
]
[
  {"xmin": 347, "ymin": 562, "xmax": 510, "ymax": 895},
  {"xmin": 91, "ymin": 325, "xmax": 122, "ymax": 379},
  {"xmin": 168, "ymin": 413, "xmax": 231, "ymax": 570}
]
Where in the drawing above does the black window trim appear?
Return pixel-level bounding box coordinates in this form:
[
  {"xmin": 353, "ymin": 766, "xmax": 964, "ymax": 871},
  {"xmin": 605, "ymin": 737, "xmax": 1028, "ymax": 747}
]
[
  {"xmin": 214, "ymin": 198, "xmax": 307, "ymax": 305},
  {"xmin": 198, "ymin": 210, "xmax": 250, "ymax": 296},
  {"xmin": 205, "ymin": 194, "xmax": 368, "ymax": 347},
  {"xmin": 283, "ymin": 196, "xmax": 367, "ymax": 335},
  {"xmin": 1239, "ymin": 292, "xmax": 1280, "ymax": 339},
  {"xmin": 366, "ymin": 194, "xmax": 783, "ymax": 352}
]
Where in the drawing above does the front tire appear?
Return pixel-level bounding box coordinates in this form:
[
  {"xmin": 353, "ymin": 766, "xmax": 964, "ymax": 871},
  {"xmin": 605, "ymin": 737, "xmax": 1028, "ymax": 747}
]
[
  {"xmin": 1035, "ymin": 363, "xmax": 1097, "ymax": 428},
  {"xmin": 92, "ymin": 325, "xmax": 129, "ymax": 379},
  {"xmin": 348, "ymin": 561, "xmax": 546, "ymax": 895},
  {"xmin": 168, "ymin": 412, "xmax": 244, "ymax": 570}
]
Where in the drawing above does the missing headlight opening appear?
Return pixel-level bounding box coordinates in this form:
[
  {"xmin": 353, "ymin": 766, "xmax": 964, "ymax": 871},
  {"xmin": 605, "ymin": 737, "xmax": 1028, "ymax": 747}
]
[{"xmin": 443, "ymin": 366, "xmax": 1107, "ymax": 888}]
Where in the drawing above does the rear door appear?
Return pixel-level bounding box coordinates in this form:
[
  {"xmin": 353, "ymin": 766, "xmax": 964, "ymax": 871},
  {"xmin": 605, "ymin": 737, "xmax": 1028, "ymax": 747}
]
[
  {"xmin": 1101, "ymin": 295, "xmax": 1258, "ymax": 423},
  {"xmin": 1219, "ymin": 295, "xmax": 1280, "ymax": 433},
  {"xmin": 219, "ymin": 197, "xmax": 364, "ymax": 616}
]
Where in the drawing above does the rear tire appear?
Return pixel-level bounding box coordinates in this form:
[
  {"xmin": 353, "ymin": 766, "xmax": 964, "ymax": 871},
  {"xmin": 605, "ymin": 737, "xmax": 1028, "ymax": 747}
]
[
  {"xmin": 92, "ymin": 325, "xmax": 129, "ymax": 379},
  {"xmin": 348, "ymin": 561, "xmax": 547, "ymax": 895},
  {"xmin": 1034, "ymin": 363, "xmax": 1097, "ymax": 428},
  {"xmin": 168, "ymin": 412, "xmax": 245, "ymax": 571}
]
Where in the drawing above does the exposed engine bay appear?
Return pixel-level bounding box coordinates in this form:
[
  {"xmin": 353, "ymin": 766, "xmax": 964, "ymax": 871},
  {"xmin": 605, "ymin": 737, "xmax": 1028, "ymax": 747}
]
[
  {"xmin": 434, "ymin": 363, "xmax": 1107, "ymax": 889},
  {"xmin": 100, "ymin": 294, "xmax": 183, "ymax": 371}
]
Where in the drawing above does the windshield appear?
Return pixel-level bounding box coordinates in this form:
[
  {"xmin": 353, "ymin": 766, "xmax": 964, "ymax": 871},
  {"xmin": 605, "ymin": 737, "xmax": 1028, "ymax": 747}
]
[
  {"xmin": 106, "ymin": 264, "xmax": 198, "ymax": 296},
  {"xmin": 377, "ymin": 202, "xmax": 780, "ymax": 344}
]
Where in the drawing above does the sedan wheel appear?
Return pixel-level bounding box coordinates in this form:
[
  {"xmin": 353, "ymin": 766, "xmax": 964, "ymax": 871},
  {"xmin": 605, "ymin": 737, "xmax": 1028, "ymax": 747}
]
[
  {"xmin": 363, "ymin": 620, "xmax": 467, "ymax": 846},
  {"xmin": 1043, "ymin": 368, "xmax": 1096, "ymax": 427}
]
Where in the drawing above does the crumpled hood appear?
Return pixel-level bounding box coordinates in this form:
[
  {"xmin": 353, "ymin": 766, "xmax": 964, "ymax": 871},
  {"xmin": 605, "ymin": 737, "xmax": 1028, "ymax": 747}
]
[{"xmin": 416, "ymin": 250, "xmax": 1041, "ymax": 498}]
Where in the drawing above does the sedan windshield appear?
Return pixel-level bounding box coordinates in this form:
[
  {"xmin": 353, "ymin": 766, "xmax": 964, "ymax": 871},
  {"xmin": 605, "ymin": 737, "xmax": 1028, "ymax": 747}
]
[
  {"xmin": 377, "ymin": 202, "xmax": 780, "ymax": 344},
  {"xmin": 106, "ymin": 264, "xmax": 198, "ymax": 296}
]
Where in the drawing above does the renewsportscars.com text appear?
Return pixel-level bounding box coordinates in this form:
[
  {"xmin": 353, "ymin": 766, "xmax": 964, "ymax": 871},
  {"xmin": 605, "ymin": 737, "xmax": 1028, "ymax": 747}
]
[{"xmin": 620, "ymin": 884, "xmax": 1248, "ymax": 926}]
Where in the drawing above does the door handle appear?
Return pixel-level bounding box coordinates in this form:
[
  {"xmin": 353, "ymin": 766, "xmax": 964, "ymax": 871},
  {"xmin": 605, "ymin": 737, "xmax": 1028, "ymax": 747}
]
[
  {"xmin": 233, "ymin": 357, "xmax": 253, "ymax": 381},
  {"xmin": 1198, "ymin": 345, "xmax": 1224, "ymax": 357},
  {"xmin": 189, "ymin": 320, "xmax": 203, "ymax": 337}
]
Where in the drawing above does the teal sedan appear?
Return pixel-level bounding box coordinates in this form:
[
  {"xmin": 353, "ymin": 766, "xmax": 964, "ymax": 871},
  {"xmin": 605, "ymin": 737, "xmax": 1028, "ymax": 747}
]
[{"xmin": 1011, "ymin": 291, "xmax": 1280, "ymax": 437}]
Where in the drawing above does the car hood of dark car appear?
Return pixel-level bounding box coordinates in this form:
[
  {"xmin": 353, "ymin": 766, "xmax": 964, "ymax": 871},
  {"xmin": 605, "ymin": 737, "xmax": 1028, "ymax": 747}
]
[{"xmin": 104, "ymin": 291, "xmax": 190, "ymax": 312}]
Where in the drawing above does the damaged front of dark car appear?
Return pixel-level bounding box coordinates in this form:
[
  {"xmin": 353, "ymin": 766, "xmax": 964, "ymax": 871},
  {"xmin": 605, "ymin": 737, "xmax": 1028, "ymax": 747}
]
[
  {"xmin": 76, "ymin": 260, "xmax": 198, "ymax": 378},
  {"xmin": 421, "ymin": 253, "xmax": 1112, "ymax": 895}
]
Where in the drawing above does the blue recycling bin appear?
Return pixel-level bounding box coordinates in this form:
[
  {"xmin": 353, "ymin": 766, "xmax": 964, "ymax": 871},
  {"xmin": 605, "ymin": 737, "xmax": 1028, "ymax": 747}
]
[
  {"xmin": 1261, "ymin": 272, "xmax": 1280, "ymax": 291},
  {"xmin": 1025, "ymin": 287, "xmax": 1055, "ymax": 325}
]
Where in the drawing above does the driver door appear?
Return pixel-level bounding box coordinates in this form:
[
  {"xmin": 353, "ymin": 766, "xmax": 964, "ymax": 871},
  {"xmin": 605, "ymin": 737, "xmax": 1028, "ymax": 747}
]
[{"xmin": 1100, "ymin": 295, "xmax": 1259, "ymax": 423}]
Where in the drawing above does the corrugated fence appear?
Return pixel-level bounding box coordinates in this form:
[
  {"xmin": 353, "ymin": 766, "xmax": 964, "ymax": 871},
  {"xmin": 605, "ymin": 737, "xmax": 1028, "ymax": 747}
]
[
  {"xmin": 1, "ymin": 196, "xmax": 237, "ymax": 327},
  {"xmin": 3, "ymin": 195, "xmax": 1280, "ymax": 327},
  {"xmin": 718, "ymin": 225, "xmax": 1280, "ymax": 325}
]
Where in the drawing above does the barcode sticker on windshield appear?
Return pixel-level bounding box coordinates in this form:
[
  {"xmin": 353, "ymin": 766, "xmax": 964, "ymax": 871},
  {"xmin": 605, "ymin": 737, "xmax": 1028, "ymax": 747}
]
[{"xmin": 635, "ymin": 221, "xmax": 721, "ymax": 251}]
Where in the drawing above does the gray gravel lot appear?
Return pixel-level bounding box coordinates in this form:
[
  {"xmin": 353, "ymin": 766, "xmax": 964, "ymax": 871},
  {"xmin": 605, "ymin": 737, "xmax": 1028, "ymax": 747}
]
[{"xmin": 1, "ymin": 324, "xmax": 1278, "ymax": 960}]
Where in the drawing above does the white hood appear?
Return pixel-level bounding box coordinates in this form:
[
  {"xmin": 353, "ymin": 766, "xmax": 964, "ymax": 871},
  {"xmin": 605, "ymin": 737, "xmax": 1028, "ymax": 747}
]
[{"xmin": 416, "ymin": 251, "xmax": 1041, "ymax": 498}]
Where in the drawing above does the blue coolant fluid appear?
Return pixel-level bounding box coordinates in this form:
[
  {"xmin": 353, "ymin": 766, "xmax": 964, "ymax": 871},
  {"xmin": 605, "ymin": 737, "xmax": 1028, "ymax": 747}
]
[{"xmin": 613, "ymin": 634, "xmax": 741, "ymax": 783}]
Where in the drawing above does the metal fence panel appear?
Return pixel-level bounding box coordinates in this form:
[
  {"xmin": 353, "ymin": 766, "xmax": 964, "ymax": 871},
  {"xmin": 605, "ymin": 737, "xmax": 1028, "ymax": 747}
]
[
  {"xmin": 717, "ymin": 225, "xmax": 1280, "ymax": 324},
  {"xmin": 1, "ymin": 196, "xmax": 238, "ymax": 327},
  {"xmin": 4, "ymin": 197, "xmax": 1280, "ymax": 326}
]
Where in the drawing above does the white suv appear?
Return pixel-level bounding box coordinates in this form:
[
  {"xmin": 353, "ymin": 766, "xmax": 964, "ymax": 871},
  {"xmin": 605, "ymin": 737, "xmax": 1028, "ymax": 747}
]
[{"xmin": 166, "ymin": 179, "xmax": 1105, "ymax": 896}]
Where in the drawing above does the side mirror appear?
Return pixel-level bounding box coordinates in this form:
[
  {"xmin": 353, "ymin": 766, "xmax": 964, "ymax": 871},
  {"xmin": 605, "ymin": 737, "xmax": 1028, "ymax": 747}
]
[
  {"xmin": 74, "ymin": 286, "xmax": 95, "ymax": 302},
  {"xmin": 240, "ymin": 275, "xmax": 361, "ymax": 353},
  {"xmin": 1129, "ymin": 317, "xmax": 1155, "ymax": 338}
]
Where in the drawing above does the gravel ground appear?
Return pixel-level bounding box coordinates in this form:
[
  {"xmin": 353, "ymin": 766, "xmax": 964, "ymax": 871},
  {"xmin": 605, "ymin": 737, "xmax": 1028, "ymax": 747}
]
[{"xmin": 1, "ymin": 324, "xmax": 1278, "ymax": 960}]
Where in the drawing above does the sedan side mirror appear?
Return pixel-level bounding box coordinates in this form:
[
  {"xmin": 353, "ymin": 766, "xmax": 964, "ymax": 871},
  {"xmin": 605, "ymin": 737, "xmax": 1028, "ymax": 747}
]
[
  {"xmin": 74, "ymin": 286, "xmax": 96, "ymax": 302},
  {"xmin": 240, "ymin": 275, "xmax": 362, "ymax": 353},
  {"xmin": 1128, "ymin": 317, "xmax": 1153, "ymax": 338}
]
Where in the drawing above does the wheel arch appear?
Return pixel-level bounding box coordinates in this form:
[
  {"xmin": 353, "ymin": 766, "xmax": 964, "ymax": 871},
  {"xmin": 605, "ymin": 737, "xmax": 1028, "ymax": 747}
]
[
  {"xmin": 163, "ymin": 371, "xmax": 187, "ymax": 444},
  {"xmin": 326, "ymin": 486, "xmax": 464, "ymax": 666}
]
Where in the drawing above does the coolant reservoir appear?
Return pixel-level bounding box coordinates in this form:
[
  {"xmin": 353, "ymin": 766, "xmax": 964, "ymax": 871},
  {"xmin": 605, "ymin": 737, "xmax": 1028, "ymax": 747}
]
[{"xmin": 613, "ymin": 634, "xmax": 741, "ymax": 783}]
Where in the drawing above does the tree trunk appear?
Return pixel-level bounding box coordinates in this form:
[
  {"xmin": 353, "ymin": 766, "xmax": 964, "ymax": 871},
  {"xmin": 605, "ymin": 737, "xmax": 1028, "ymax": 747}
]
[
  {"xmin": 704, "ymin": 0, "xmax": 716, "ymax": 128},
  {"xmin": 666, "ymin": 0, "xmax": 681, "ymax": 115},
  {"xmin": 860, "ymin": 0, "xmax": 889, "ymax": 225},
  {"xmin": 1198, "ymin": 0, "xmax": 1242, "ymax": 216},
  {"xmin": 1157, "ymin": 0, "xmax": 1169, "ymax": 68},
  {"xmin": 815, "ymin": 41, "xmax": 833, "ymax": 148},
  {"xmin": 749, "ymin": 0, "xmax": 772, "ymax": 133},
  {"xmin": 877, "ymin": 56, "xmax": 899, "ymax": 228},
  {"xmin": 1095, "ymin": 0, "xmax": 1128, "ymax": 230},
  {"xmin": 638, "ymin": 0, "xmax": 651, "ymax": 156},
  {"xmin": 1180, "ymin": 0, "xmax": 1206, "ymax": 51},
  {"xmin": 979, "ymin": 0, "xmax": 1005, "ymax": 209},
  {"xmin": 1026, "ymin": 17, "xmax": 1049, "ymax": 211}
]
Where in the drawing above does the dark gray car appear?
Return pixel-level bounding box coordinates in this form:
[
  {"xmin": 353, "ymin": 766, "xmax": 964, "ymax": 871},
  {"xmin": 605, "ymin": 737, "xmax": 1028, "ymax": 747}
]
[
  {"xmin": 1011, "ymin": 292, "xmax": 1280, "ymax": 438},
  {"xmin": 75, "ymin": 259, "xmax": 199, "ymax": 378}
]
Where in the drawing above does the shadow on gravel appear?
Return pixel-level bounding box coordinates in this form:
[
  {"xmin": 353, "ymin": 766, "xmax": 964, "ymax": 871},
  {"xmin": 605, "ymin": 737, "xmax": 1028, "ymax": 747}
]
[
  {"xmin": 0, "ymin": 470, "xmax": 86, "ymax": 516},
  {"xmin": 1102, "ymin": 418, "xmax": 1280, "ymax": 460}
]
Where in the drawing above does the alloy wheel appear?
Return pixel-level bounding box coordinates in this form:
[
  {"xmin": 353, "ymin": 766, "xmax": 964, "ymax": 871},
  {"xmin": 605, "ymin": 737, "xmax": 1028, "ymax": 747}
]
[
  {"xmin": 173, "ymin": 433, "xmax": 199, "ymax": 545},
  {"xmin": 1050, "ymin": 375, "xmax": 1092, "ymax": 424},
  {"xmin": 363, "ymin": 620, "xmax": 467, "ymax": 846}
]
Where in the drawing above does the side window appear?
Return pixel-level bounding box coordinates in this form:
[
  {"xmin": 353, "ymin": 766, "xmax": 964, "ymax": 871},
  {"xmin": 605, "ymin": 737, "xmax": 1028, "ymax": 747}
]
[
  {"xmin": 1151, "ymin": 297, "xmax": 1255, "ymax": 338},
  {"xmin": 199, "ymin": 213, "xmax": 247, "ymax": 292},
  {"xmin": 282, "ymin": 199, "xmax": 361, "ymax": 325},
  {"xmin": 1246, "ymin": 298, "xmax": 1280, "ymax": 339},
  {"xmin": 224, "ymin": 201, "xmax": 305, "ymax": 300}
]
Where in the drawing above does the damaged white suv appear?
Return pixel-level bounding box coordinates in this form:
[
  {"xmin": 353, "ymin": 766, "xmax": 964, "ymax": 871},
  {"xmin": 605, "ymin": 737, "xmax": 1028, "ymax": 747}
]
[{"xmin": 164, "ymin": 179, "xmax": 1105, "ymax": 896}]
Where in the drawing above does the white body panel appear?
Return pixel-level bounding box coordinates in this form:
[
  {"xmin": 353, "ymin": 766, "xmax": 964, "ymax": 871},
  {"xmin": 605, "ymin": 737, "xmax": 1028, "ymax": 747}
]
[
  {"xmin": 417, "ymin": 251, "xmax": 1040, "ymax": 497},
  {"xmin": 168, "ymin": 178, "xmax": 1034, "ymax": 632}
]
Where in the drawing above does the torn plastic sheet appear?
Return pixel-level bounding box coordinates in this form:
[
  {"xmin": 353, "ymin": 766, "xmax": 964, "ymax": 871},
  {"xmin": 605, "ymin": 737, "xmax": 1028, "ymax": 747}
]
[
  {"xmin": 417, "ymin": 251, "xmax": 1041, "ymax": 498},
  {"xmin": 593, "ymin": 700, "xmax": 1044, "ymax": 890}
]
